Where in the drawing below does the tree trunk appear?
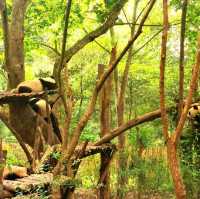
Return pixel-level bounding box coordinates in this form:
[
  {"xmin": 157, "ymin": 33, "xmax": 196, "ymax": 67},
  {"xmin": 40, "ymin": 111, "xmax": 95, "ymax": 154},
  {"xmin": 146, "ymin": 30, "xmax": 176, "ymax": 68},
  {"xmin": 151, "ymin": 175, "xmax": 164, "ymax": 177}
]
[
  {"xmin": 167, "ymin": 140, "xmax": 186, "ymax": 199},
  {"xmin": 6, "ymin": 0, "xmax": 37, "ymax": 148},
  {"xmin": 177, "ymin": 0, "xmax": 188, "ymax": 121},
  {"xmin": 0, "ymin": 139, "xmax": 7, "ymax": 199},
  {"xmin": 98, "ymin": 63, "xmax": 112, "ymax": 199},
  {"xmin": 116, "ymin": 1, "xmax": 139, "ymax": 197},
  {"xmin": 8, "ymin": 0, "xmax": 29, "ymax": 88}
]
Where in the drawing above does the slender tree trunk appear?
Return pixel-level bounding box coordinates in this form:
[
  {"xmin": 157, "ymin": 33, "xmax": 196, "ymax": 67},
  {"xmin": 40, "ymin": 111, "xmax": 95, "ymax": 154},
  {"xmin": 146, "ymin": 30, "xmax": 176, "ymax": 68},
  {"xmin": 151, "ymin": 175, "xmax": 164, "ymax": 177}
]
[
  {"xmin": 98, "ymin": 64, "xmax": 110, "ymax": 199},
  {"xmin": 178, "ymin": 0, "xmax": 188, "ymax": 120},
  {"xmin": 98, "ymin": 52, "xmax": 113, "ymax": 199},
  {"xmin": 159, "ymin": 1, "xmax": 200, "ymax": 199},
  {"xmin": 159, "ymin": 0, "xmax": 186, "ymax": 198},
  {"xmin": 53, "ymin": 4, "xmax": 156, "ymax": 198},
  {"xmin": 116, "ymin": 1, "xmax": 139, "ymax": 197}
]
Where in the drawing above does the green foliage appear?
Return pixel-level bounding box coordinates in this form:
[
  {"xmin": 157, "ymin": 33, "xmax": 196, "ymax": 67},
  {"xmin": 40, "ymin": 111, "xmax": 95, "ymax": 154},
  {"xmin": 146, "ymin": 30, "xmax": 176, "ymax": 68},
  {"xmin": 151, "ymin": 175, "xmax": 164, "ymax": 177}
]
[
  {"xmin": 2, "ymin": 0, "xmax": 200, "ymax": 197},
  {"xmin": 180, "ymin": 126, "xmax": 200, "ymax": 198},
  {"xmin": 5, "ymin": 144, "xmax": 27, "ymax": 166},
  {"xmin": 128, "ymin": 156, "xmax": 173, "ymax": 194}
]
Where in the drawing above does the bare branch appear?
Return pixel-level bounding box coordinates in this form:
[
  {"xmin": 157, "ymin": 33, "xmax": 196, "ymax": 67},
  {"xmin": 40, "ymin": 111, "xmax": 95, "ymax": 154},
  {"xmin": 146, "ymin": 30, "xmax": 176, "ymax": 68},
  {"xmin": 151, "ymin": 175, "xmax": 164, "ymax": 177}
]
[
  {"xmin": 96, "ymin": 0, "xmax": 156, "ymax": 93},
  {"xmin": 53, "ymin": 0, "xmax": 156, "ymax": 177},
  {"xmin": 59, "ymin": 0, "xmax": 72, "ymax": 69},
  {"xmin": 122, "ymin": 8, "xmax": 131, "ymax": 28},
  {"xmin": 135, "ymin": 0, "xmax": 150, "ymax": 23},
  {"xmin": 60, "ymin": 0, "xmax": 128, "ymax": 65},
  {"xmin": 94, "ymin": 108, "xmax": 163, "ymax": 146},
  {"xmin": 56, "ymin": 0, "xmax": 72, "ymax": 151},
  {"xmin": 132, "ymin": 29, "xmax": 162, "ymax": 56},
  {"xmin": 40, "ymin": 42, "xmax": 61, "ymax": 56},
  {"xmin": 115, "ymin": 21, "xmax": 181, "ymax": 27},
  {"xmin": 65, "ymin": 0, "xmax": 156, "ymax": 161},
  {"xmin": 173, "ymin": 34, "xmax": 200, "ymax": 144},
  {"xmin": 83, "ymin": 28, "xmax": 110, "ymax": 54}
]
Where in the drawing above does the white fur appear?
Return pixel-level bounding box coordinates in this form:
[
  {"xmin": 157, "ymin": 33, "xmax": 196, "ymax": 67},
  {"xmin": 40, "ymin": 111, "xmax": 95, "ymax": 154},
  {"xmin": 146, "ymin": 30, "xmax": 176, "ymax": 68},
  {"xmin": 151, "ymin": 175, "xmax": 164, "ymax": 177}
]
[
  {"xmin": 187, "ymin": 103, "xmax": 200, "ymax": 119},
  {"xmin": 35, "ymin": 99, "xmax": 51, "ymax": 118},
  {"xmin": 16, "ymin": 79, "xmax": 43, "ymax": 92},
  {"xmin": 40, "ymin": 77, "xmax": 56, "ymax": 84}
]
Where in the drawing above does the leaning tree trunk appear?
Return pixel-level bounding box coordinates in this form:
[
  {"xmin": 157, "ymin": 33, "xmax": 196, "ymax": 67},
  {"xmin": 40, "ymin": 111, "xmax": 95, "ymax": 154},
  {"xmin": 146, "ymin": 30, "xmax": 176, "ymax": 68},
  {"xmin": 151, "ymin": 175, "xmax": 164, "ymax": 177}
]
[
  {"xmin": 116, "ymin": 1, "xmax": 139, "ymax": 198},
  {"xmin": 159, "ymin": 1, "xmax": 200, "ymax": 199}
]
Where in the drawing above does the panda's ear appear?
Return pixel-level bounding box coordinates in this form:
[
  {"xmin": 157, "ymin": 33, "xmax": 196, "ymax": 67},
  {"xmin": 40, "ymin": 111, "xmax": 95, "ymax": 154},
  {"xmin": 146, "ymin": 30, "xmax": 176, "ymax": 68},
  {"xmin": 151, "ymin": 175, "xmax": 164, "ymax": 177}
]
[{"xmin": 193, "ymin": 105, "xmax": 198, "ymax": 110}]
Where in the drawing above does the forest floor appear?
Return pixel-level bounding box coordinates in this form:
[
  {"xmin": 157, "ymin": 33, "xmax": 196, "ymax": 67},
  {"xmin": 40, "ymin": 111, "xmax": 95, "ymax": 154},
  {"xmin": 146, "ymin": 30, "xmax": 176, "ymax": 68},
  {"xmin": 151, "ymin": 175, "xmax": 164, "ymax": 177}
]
[
  {"xmin": 3, "ymin": 140, "xmax": 174, "ymax": 199},
  {"xmin": 74, "ymin": 189, "xmax": 174, "ymax": 199}
]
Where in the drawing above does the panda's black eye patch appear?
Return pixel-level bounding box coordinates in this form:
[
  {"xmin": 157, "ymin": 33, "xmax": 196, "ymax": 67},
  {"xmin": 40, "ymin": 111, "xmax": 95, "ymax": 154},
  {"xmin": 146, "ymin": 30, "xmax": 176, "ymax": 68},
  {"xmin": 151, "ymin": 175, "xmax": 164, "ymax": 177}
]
[
  {"xmin": 18, "ymin": 86, "xmax": 32, "ymax": 93},
  {"xmin": 193, "ymin": 105, "xmax": 198, "ymax": 110}
]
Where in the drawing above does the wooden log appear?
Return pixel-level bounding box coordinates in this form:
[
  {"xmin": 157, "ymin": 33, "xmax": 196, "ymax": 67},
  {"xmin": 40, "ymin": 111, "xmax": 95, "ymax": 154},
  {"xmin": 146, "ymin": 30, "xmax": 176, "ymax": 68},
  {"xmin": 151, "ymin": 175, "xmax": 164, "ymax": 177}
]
[
  {"xmin": 3, "ymin": 166, "xmax": 28, "ymax": 179},
  {"xmin": 36, "ymin": 143, "xmax": 116, "ymax": 172},
  {"xmin": 3, "ymin": 173, "xmax": 53, "ymax": 193}
]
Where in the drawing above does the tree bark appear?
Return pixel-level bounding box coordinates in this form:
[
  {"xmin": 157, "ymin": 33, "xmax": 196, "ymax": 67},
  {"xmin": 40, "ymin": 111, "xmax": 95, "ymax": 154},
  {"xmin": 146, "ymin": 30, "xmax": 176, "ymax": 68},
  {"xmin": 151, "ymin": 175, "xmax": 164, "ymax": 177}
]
[
  {"xmin": 98, "ymin": 61, "xmax": 112, "ymax": 199},
  {"xmin": 167, "ymin": 140, "xmax": 186, "ymax": 199},
  {"xmin": 94, "ymin": 108, "xmax": 163, "ymax": 146},
  {"xmin": 0, "ymin": 0, "xmax": 10, "ymax": 74},
  {"xmin": 53, "ymin": 0, "xmax": 156, "ymax": 178},
  {"xmin": 8, "ymin": 0, "xmax": 29, "ymax": 88},
  {"xmin": 0, "ymin": 139, "xmax": 6, "ymax": 199},
  {"xmin": 0, "ymin": 0, "xmax": 42, "ymax": 150},
  {"xmin": 177, "ymin": 0, "xmax": 188, "ymax": 121},
  {"xmin": 98, "ymin": 64, "xmax": 109, "ymax": 199},
  {"xmin": 158, "ymin": 1, "xmax": 200, "ymax": 199},
  {"xmin": 116, "ymin": 1, "xmax": 139, "ymax": 197},
  {"xmin": 53, "ymin": 0, "xmax": 128, "ymax": 76},
  {"xmin": 159, "ymin": 0, "xmax": 169, "ymax": 141}
]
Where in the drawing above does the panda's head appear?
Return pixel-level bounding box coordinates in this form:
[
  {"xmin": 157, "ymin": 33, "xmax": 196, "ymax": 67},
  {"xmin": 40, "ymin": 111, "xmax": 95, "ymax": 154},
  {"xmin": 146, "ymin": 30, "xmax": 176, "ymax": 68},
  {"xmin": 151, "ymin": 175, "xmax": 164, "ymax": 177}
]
[
  {"xmin": 15, "ymin": 76, "xmax": 57, "ymax": 93},
  {"xmin": 39, "ymin": 77, "xmax": 57, "ymax": 91},
  {"xmin": 187, "ymin": 103, "xmax": 200, "ymax": 119}
]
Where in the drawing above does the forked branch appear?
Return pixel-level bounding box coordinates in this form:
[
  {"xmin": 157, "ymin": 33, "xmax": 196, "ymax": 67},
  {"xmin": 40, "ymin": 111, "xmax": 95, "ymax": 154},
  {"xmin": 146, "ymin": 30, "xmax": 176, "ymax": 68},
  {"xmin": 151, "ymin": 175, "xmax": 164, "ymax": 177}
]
[{"xmin": 65, "ymin": 0, "xmax": 156, "ymax": 161}]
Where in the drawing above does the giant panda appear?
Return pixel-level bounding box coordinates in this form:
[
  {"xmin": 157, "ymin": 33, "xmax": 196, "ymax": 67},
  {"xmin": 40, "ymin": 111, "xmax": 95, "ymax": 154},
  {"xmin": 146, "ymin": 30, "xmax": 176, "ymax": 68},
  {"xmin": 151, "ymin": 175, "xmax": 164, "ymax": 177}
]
[
  {"xmin": 187, "ymin": 103, "xmax": 200, "ymax": 127},
  {"xmin": 187, "ymin": 103, "xmax": 200, "ymax": 119},
  {"xmin": 29, "ymin": 98, "xmax": 62, "ymax": 143},
  {"xmin": 3, "ymin": 166, "xmax": 28, "ymax": 180},
  {"xmin": 15, "ymin": 77, "xmax": 57, "ymax": 93}
]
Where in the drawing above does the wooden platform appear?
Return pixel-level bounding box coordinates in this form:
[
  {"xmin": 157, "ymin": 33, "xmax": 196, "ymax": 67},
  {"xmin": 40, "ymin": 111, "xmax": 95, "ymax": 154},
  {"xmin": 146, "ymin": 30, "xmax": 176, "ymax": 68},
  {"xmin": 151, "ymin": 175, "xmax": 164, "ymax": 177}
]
[{"xmin": 0, "ymin": 91, "xmax": 45, "ymax": 104}]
